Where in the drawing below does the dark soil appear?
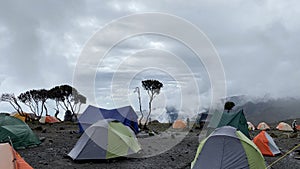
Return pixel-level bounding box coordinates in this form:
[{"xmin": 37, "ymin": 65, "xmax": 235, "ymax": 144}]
[{"xmin": 17, "ymin": 121, "xmax": 300, "ymax": 169}]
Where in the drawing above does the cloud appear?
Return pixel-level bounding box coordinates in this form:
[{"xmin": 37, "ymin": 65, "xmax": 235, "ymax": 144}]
[{"xmin": 1, "ymin": 0, "xmax": 300, "ymax": 117}]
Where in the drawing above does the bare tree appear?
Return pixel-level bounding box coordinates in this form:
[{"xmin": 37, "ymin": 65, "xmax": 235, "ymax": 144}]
[{"xmin": 134, "ymin": 87, "xmax": 143, "ymax": 127}]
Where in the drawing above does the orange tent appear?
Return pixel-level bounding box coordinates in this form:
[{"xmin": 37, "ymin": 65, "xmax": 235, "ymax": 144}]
[
  {"xmin": 253, "ymin": 131, "xmax": 281, "ymax": 156},
  {"xmin": 257, "ymin": 122, "xmax": 270, "ymax": 130},
  {"xmin": 39, "ymin": 116, "xmax": 60, "ymax": 124},
  {"xmin": 276, "ymin": 122, "xmax": 293, "ymax": 131},
  {"xmin": 172, "ymin": 120, "xmax": 187, "ymax": 129},
  {"xmin": 0, "ymin": 143, "xmax": 33, "ymax": 169}
]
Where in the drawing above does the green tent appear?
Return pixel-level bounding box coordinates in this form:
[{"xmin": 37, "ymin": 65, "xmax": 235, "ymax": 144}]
[
  {"xmin": 0, "ymin": 114, "xmax": 41, "ymax": 149},
  {"xmin": 68, "ymin": 119, "xmax": 141, "ymax": 160},
  {"xmin": 191, "ymin": 126, "xmax": 266, "ymax": 169},
  {"xmin": 208, "ymin": 109, "xmax": 250, "ymax": 138},
  {"xmin": 216, "ymin": 109, "xmax": 250, "ymax": 138}
]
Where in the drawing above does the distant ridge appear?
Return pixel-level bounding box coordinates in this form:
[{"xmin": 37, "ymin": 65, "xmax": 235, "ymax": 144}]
[{"xmin": 230, "ymin": 96, "xmax": 300, "ymax": 124}]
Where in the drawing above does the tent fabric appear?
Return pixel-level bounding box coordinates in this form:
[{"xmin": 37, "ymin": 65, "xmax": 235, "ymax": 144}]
[
  {"xmin": 0, "ymin": 143, "xmax": 33, "ymax": 169},
  {"xmin": 39, "ymin": 116, "xmax": 60, "ymax": 124},
  {"xmin": 276, "ymin": 122, "xmax": 293, "ymax": 131},
  {"xmin": 68, "ymin": 119, "xmax": 141, "ymax": 160},
  {"xmin": 0, "ymin": 114, "xmax": 41, "ymax": 149},
  {"xmin": 11, "ymin": 112, "xmax": 27, "ymax": 122},
  {"xmin": 253, "ymin": 131, "xmax": 281, "ymax": 156},
  {"xmin": 216, "ymin": 109, "xmax": 250, "ymax": 138},
  {"xmin": 257, "ymin": 122, "xmax": 270, "ymax": 130},
  {"xmin": 247, "ymin": 122, "xmax": 255, "ymax": 131},
  {"xmin": 191, "ymin": 126, "xmax": 266, "ymax": 169},
  {"xmin": 78, "ymin": 105, "xmax": 139, "ymax": 134},
  {"xmin": 172, "ymin": 120, "xmax": 187, "ymax": 129}
]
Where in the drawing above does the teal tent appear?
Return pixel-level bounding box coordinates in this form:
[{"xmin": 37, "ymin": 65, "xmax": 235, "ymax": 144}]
[
  {"xmin": 208, "ymin": 109, "xmax": 250, "ymax": 138},
  {"xmin": 0, "ymin": 114, "xmax": 41, "ymax": 149},
  {"xmin": 217, "ymin": 110, "xmax": 250, "ymax": 138}
]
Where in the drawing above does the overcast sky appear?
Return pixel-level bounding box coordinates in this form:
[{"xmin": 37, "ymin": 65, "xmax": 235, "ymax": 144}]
[{"xmin": 1, "ymin": 0, "xmax": 300, "ymax": 120}]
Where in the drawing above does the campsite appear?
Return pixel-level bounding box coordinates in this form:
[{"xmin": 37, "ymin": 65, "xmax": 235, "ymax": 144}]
[{"xmin": 2, "ymin": 115, "xmax": 297, "ymax": 169}]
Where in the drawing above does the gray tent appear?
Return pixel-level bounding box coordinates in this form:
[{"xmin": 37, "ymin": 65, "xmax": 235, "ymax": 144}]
[
  {"xmin": 68, "ymin": 119, "xmax": 141, "ymax": 160},
  {"xmin": 191, "ymin": 126, "xmax": 266, "ymax": 169}
]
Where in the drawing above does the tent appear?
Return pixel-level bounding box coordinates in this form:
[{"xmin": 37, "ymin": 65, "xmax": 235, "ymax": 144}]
[
  {"xmin": 78, "ymin": 105, "xmax": 139, "ymax": 134},
  {"xmin": 247, "ymin": 122, "xmax": 255, "ymax": 131},
  {"xmin": 10, "ymin": 112, "xmax": 37, "ymax": 122},
  {"xmin": 68, "ymin": 119, "xmax": 141, "ymax": 160},
  {"xmin": 257, "ymin": 122, "xmax": 270, "ymax": 130},
  {"xmin": 39, "ymin": 116, "xmax": 60, "ymax": 124},
  {"xmin": 10, "ymin": 112, "xmax": 27, "ymax": 122},
  {"xmin": 276, "ymin": 122, "xmax": 293, "ymax": 131},
  {"xmin": 216, "ymin": 110, "xmax": 250, "ymax": 138},
  {"xmin": 0, "ymin": 114, "xmax": 41, "ymax": 149},
  {"xmin": 0, "ymin": 143, "xmax": 33, "ymax": 169},
  {"xmin": 253, "ymin": 131, "xmax": 281, "ymax": 156},
  {"xmin": 172, "ymin": 119, "xmax": 187, "ymax": 129},
  {"xmin": 191, "ymin": 126, "xmax": 266, "ymax": 169}
]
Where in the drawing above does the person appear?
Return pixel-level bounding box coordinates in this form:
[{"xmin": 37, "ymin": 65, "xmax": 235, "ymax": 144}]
[
  {"xmin": 224, "ymin": 101, "xmax": 235, "ymax": 113},
  {"xmin": 186, "ymin": 118, "xmax": 190, "ymax": 129},
  {"xmin": 292, "ymin": 120, "xmax": 297, "ymax": 133}
]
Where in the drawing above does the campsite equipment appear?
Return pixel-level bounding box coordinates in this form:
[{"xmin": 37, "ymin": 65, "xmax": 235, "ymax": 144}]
[
  {"xmin": 191, "ymin": 126, "xmax": 266, "ymax": 169},
  {"xmin": 0, "ymin": 143, "xmax": 33, "ymax": 169},
  {"xmin": 0, "ymin": 114, "xmax": 41, "ymax": 149},
  {"xmin": 78, "ymin": 105, "xmax": 139, "ymax": 134},
  {"xmin": 247, "ymin": 122, "xmax": 255, "ymax": 131},
  {"xmin": 10, "ymin": 112, "xmax": 37, "ymax": 122},
  {"xmin": 68, "ymin": 119, "xmax": 141, "ymax": 160},
  {"xmin": 253, "ymin": 131, "xmax": 281, "ymax": 156},
  {"xmin": 216, "ymin": 109, "xmax": 250, "ymax": 138},
  {"xmin": 276, "ymin": 122, "xmax": 293, "ymax": 131},
  {"xmin": 10, "ymin": 112, "xmax": 27, "ymax": 122},
  {"xmin": 39, "ymin": 116, "xmax": 60, "ymax": 124},
  {"xmin": 172, "ymin": 119, "xmax": 187, "ymax": 129},
  {"xmin": 257, "ymin": 122, "xmax": 270, "ymax": 130}
]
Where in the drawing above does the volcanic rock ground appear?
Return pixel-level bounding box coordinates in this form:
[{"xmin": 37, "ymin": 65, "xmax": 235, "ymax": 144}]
[{"xmin": 18, "ymin": 120, "xmax": 300, "ymax": 169}]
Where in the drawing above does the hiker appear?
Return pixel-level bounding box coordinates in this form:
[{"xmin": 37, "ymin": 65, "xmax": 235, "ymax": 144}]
[
  {"xmin": 292, "ymin": 120, "xmax": 297, "ymax": 133},
  {"xmin": 187, "ymin": 118, "xmax": 190, "ymax": 129},
  {"xmin": 224, "ymin": 101, "xmax": 235, "ymax": 113}
]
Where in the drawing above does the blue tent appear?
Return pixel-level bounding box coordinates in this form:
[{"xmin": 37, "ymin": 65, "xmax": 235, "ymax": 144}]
[{"xmin": 78, "ymin": 105, "xmax": 139, "ymax": 134}]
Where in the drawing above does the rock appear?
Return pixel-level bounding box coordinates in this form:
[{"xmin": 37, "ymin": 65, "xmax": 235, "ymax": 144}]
[
  {"xmin": 42, "ymin": 129, "xmax": 47, "ymax": 133},
  {"xmin": 34, "ymin": 126, "xmax": 43, "ymax": 131},
  {"xmin": 290, "ymin": 133, "xmax": 298, "ymax": 138},
  {"xmin": 269, "ymin": 133, "xmax": 278, "ymax": 138},
  {"xmin": 59, "ymin": 127, "xmax": 65, "ymax": 130},
  {"xmin": 39, "ymin": 137, "xmax": 46, "ymax": 142}
]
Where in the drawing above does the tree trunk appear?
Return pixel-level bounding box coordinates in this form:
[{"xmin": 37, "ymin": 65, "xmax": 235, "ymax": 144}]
[{"xmin": 144, "ymin": 97, "xmax": 153, "ymax": 128}]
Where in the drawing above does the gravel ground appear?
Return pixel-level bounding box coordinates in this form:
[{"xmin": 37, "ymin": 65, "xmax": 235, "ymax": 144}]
[{"xmin": 17, "ymin": 121, "xmax": 300, "ymax": 169}]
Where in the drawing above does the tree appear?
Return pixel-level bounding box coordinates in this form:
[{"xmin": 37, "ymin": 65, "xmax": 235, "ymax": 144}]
[
  {"xmin": 134, "ymin": 87, "xmax": 143, "ymax": 127},
  {"xmin": 18, "ymin": 89, "xmax": 49, "ymax": 117},
  {"xmin": 18, "ymin": 91, "xmax": 37, "ymax": 116},
  {"xmin": 141, "ymin": 79, "xmax": 163, "ymax": 128},
  {"xmin": 48, "ymin": 86, "xmax": 64, "ymax": 112},
  {"xmin": 48, "ymin": 84, "xmax": 86, "ymax": 120},
  {"xmin": 0, "ymin": 93, "xmax": 24, "ymax": 115}
]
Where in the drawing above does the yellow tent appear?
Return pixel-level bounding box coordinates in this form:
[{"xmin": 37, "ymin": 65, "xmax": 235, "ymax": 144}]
[{"xmin": 10, "ymin": 112, "xmax": 27, "ymax": 122}]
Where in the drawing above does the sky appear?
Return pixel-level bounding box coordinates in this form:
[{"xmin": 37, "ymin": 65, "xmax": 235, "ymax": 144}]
[{"xmin": 1, "ymin": 0, "xmax": 300, "ymax": 121}]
